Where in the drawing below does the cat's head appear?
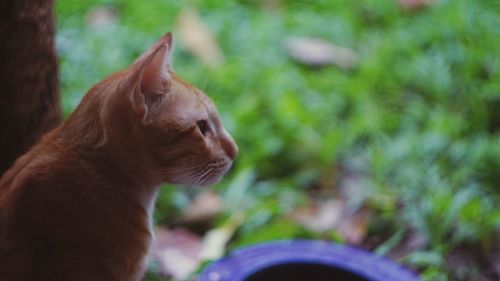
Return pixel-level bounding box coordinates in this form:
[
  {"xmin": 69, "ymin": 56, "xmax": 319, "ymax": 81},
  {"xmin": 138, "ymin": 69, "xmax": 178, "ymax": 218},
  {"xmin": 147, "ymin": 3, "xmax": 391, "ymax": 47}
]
[{"xmin": 101, "ymin": 33, "xmax": 237, "ymax": 186}]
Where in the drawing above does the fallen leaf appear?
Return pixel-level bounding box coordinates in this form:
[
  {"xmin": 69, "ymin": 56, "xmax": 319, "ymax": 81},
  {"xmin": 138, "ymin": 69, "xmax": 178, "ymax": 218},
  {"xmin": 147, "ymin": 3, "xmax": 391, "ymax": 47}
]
[
  {"xmin": 291, "ymin": 198, "xmax": 370, "ymax": 245},
  {"xmin": 291, "ymin": 199, "xmax": 344, "ymax": 233},
  {"xmin": 153, "ymin": 227, "xmax": 203, "ymax": 280},
  {"xmin": 445, "ymin": 244, "xmax": 499, "ymax": 281},
  {"xmin": 261, "ymin": 0, "xmax": 282, "ymax": 11},
  {"xmin": 176, "ymin": 7, "xmax": 224, "ymax": 67},
  {"xmin": 86, "ymin": 6, "xmax": 117, "ymax": 28},
  {"xmin": 284, "ymin": 37, "xmax": 358, "ymax": 69},
  {"xmin": 492, "ymin": 247, "xmax": 500, "ymax": 278},
  {"xmin": 180, "ymin": 191, "xmax": 223, "ymax": 224},
  {"xmin": 338, "ymin": 208, "xmax": 370, "ymax": 245},
  {"xmin": 200, "ymin": 213, "xmax": 244, "ymax": 260},
  {"xmin": 396, "ymin": 0, "xmax": 435, "ymax": 11}
]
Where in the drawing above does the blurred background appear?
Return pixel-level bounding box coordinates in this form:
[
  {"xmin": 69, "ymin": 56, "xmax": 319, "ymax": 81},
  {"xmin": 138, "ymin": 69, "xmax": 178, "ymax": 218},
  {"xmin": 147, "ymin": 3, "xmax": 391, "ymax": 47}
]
[{"xmin": 56, "ymin": 0, "xmax": 499, "ymax": 280}]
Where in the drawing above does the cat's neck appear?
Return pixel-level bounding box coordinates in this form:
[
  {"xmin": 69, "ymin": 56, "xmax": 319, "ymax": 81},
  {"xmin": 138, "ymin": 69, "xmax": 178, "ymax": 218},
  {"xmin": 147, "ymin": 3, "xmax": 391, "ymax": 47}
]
[
  {"xmin": 61, "ymin": 134, "xmax": 159, "ymax": 212},
  {"xmin": 97, "ymin": 144, "xmax": 160, "ymax": 218}
]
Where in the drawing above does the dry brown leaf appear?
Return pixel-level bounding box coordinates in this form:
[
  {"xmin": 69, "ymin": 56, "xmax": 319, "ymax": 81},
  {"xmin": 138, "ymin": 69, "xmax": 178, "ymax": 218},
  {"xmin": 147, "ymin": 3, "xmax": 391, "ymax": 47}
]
[
  {"xmin": 180, "ymin": 191, "xmax": 223, "ymax": 224},
  {"xmin": 86, "ymin": 6, "xmax": 117, "ymax": 28},
  {"xmin": 284, "ymin": 37, "xmax": 358, "ymax": 69},
  {"xmin": 492, "ymin": 247, "xmax": 500, "ymax": 278},
  {"xmin": 291, "ymin": 198, "xmax": 370, "ymax": 245},
  {"xmin": 291, "ymin": 199, "xmax": 344, "ymax": 233},
  {"xmin": 153, "ymin": 227, "xmax": 203, "ymax": 280},
  {"xmin": 261, "ymin": 0, "xmax": 282, "ymax": 11},
  {"xmin": 176, "ymin": 7, "xmax": 224, "ymax": 67},
  {"xmin": 338, "ymin": 208, "xmax": 371, "ymax": 245},
  {"xmin": 446, "ymin": 245, "xmax": 498, "ymax": 281},
  {"xmin": 200, "ymin": 213, "xmax": 244, "ymax": 261},
  {"xmin": 397, "ymin": 0, "xmax": 435, "ymax": 11}
]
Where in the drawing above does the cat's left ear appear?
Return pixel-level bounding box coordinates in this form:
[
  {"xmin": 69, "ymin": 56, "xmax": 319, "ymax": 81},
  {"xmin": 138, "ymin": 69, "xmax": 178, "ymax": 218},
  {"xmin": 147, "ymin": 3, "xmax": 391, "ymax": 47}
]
[{"xmin": 126, "ymin": 32, "xmax": 173, "ymax": 121}]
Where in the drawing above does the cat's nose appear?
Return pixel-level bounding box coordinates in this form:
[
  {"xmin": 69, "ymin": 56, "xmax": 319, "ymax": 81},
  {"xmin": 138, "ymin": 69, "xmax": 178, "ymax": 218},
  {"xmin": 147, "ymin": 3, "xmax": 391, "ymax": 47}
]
[{"xmin": 221, "ymin": 134, "xmax": 238, "ymax": 160}]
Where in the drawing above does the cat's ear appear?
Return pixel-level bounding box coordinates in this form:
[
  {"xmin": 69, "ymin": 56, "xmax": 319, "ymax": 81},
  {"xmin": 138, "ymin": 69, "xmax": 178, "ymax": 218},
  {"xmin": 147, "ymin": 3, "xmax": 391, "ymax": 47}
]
[
  {"xmin": 139, "ymin": 33, "xmax": 173, "ymax": 95},
  {"xmin": 125, "ymin": 32, "xmax": 173, "ymax": 121}
]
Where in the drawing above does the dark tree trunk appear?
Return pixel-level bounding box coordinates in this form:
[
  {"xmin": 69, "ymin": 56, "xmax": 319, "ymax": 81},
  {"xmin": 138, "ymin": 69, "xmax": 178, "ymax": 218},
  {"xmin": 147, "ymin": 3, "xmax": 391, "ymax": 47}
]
[{"xmin": 0, "ymin": 0, "xmax": 61, "ymax": 177}]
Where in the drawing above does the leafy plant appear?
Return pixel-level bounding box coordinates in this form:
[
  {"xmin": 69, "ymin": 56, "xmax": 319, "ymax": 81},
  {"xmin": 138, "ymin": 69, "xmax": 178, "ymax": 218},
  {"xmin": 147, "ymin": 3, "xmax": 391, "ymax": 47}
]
[{"xmin": 56, "ymin": 1, "xmax": 500, "ymax": 280}]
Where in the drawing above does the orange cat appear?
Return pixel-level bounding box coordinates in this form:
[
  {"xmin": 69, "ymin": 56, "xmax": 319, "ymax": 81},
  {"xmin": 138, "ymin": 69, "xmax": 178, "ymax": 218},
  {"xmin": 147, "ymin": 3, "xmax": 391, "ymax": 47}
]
[{"xmin": 0, "ymin": 33, "xmax": 238, "ymax": 281}]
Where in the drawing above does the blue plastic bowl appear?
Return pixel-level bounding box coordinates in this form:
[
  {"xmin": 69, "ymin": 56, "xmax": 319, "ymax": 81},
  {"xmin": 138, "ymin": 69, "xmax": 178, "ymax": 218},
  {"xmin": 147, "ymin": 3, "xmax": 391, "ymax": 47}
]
[{"xmin": 199, "ymin": 240, "xmax": 420, "ymax": 281}]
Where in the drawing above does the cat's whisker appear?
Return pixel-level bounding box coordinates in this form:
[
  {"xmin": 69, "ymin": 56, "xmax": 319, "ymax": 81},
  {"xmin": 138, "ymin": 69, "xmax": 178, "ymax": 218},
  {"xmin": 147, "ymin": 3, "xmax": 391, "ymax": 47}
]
[
  {"xmin": 191, "ymin": 170, "xmax": 207, "ymax": 187},
  {"xmin": 185, "ymin": 167, "xmax": 213, "ymax": 195},
  {"xmin": 163, "ymin": 165, "xmax": 208, "ymax": 187},
  {"xmin": 161, "ymin": 164, "xmax": 207, "ymax": 174},
  {"xmin": 193, "ymin": 167, "xmax": 213, "ymax": 186},
  {"xmin": 175, "ymin": 169, "xmax": 203, "ymax": 182},
  {"xmin": 184, "ymin": 169, "xmax": 206, "ymax": 194}
]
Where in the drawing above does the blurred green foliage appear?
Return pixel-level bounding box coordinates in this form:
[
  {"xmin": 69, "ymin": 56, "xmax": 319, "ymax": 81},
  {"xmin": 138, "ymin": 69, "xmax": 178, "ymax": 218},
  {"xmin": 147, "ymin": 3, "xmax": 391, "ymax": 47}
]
[{"xmin": 56, "ymin": 0, "xmax": 499, "ymax": 280}]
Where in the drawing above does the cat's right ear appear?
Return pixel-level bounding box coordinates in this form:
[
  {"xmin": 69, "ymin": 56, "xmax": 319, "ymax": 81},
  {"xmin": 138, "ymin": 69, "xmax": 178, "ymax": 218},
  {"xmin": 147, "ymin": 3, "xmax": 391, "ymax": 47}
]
[{"xmin": 122, "ymin": 32, "xmax": 173, "ymax": 121}]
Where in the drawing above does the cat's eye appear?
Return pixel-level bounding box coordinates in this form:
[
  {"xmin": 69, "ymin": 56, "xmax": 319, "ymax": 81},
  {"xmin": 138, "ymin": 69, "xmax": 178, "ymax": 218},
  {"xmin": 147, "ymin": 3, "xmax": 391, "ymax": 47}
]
[{"xmin": 196, "ymin": 120, "xmax": 210, "ymax": 136}]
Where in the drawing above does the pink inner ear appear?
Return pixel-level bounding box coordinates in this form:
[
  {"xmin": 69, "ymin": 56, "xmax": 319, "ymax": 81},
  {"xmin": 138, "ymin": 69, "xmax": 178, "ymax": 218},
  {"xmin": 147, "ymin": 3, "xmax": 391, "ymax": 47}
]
[
  {"xmin": 140, "ymin": 44, "xmax": 170, "ymax": 95},
  {"xmin": 164, "ymin": 32, "xmax": 173, "ymax": 48}
]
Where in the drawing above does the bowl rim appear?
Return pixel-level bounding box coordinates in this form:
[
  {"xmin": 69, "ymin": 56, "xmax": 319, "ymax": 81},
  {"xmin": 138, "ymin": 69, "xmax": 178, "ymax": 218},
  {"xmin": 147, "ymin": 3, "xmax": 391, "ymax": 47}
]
[{"xmin": 198, "ymin": 239, "xmax": 420, "ymax": 281}]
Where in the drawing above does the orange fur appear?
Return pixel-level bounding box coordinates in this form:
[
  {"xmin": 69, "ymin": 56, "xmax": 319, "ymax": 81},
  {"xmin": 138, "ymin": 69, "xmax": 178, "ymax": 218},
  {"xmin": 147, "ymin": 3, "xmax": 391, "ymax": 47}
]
[{"xmin": 0, "ymin": 33, "xmax": 237, "ymax": 281}]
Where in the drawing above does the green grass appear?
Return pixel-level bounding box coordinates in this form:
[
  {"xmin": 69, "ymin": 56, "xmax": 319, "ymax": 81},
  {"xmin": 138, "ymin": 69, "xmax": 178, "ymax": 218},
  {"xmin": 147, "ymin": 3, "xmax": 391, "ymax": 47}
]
[{"xmin": 56, "ymin": 0, "xmax": 500, "ymax": 280}]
